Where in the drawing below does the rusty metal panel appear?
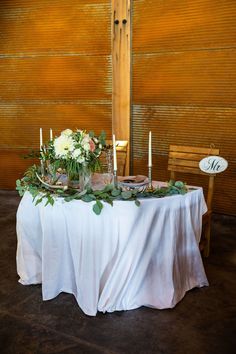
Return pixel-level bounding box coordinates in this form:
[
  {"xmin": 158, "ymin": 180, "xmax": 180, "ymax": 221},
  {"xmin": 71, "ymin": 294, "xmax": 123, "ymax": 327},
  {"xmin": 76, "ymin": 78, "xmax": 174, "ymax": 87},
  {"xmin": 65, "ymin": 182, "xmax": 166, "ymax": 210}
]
[
  {"xmin": 0, "ymin": 0, "xmax": 112, "ymax": 188},
  {"xmin": 0, "ymin": 0, "xmax": 111, "ymax": 54},
  {"xmin": 0, "ymin": 103, "xmax": 112, "ymax": 148},
  {"xmin": 0, "ymin": 56, "xmax": 112, "ymax": 100},
  {"xmin": 133, "ymin": 0, "xmax": 236, "ymax": 53},
  {"xmin": 133, "ymin": 50, "xmax": 236, "ymax": 106},
  {"xmin": 132, "ymin": 0, "xmax": 236, "ymax": 215}
]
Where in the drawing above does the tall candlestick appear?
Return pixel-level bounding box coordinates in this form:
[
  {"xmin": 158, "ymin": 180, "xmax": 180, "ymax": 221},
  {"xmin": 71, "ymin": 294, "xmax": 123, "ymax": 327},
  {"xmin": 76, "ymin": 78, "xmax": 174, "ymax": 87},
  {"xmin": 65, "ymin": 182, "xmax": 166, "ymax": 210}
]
[
  {"xmin": 39, "ymin": 128, "xmax": 45, "ymax": 175},
  {"xmin": 113, "ymin": 134, "xmax": 117, "ymax": 171},
  {"xmin": 40, "ymin": 128, "xmax": 43, "ymax": 150},
  {"xmin": 50, "ymin": 128, "xmax": 53, "ymax": 141},
  {"xmin": 148, "ymin": 131, "xmax": 152, "ymax": 167}
]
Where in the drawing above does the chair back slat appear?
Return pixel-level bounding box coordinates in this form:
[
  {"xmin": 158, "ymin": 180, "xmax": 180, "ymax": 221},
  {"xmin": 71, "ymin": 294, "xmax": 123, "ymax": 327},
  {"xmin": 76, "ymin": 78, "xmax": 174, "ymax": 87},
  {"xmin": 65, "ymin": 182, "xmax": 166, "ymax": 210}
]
[
  {"xmin": 169, "ymin": 145, "xmax": 219, "ymax": 155},
  {"xmin": 168, "ymin": 164, "xmax": 207, "ymax": 176},
  {"xmin": 169, "ymin": 151, "xmax": 211, "ymax": 161},
  {"xmin": 168, "ymin": 158, "xmax": 201, "ymax": 168}
]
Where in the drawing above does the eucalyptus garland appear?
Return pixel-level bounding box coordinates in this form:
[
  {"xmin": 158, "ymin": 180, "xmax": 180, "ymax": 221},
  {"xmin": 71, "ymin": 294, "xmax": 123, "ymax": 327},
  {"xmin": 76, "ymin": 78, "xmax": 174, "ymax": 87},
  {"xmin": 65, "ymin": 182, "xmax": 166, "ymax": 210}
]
[{"xmin": 16, "ymin": 165, "xmax": 189, "ymax": 215}]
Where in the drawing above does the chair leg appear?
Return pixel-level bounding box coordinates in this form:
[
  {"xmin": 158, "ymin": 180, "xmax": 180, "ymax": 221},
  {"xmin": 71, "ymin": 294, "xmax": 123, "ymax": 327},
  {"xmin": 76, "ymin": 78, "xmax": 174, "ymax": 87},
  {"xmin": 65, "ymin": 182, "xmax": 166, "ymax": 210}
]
[{"xmin": 203, "ymin": 221, "xmax": 211, "ymax": 257}]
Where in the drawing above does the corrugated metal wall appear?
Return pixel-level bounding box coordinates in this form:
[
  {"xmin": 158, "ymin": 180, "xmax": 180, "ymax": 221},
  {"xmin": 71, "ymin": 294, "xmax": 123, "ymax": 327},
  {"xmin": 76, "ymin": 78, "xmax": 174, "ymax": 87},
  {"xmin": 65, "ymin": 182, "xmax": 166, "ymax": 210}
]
[
  {"xmin": 132, "ymin": 0, "xmax": 236, "ymax": 215},
  {"xmin": 0, "ymin": 0, "xmax": 112, "ymax": 188}
]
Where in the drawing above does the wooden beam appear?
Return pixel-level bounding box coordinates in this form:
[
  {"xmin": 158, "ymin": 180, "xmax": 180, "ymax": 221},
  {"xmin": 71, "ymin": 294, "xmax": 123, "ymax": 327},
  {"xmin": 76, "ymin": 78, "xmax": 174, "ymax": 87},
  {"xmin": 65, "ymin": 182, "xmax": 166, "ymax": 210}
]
[{"xmin": 112, "ymin": 0, "xmax": 131, "ymax": 175}]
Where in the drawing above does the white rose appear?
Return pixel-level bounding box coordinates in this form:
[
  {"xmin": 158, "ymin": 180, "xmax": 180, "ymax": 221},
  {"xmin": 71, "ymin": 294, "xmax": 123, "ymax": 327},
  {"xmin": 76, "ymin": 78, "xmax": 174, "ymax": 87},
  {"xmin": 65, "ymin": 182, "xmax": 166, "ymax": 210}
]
[
  {"xmin": 61, "ymin": 129, "xmax": 73, "ymax": 136},
  {"xmin": 54, "ymin": 135, "xmax": 74, "ymax": 158}
]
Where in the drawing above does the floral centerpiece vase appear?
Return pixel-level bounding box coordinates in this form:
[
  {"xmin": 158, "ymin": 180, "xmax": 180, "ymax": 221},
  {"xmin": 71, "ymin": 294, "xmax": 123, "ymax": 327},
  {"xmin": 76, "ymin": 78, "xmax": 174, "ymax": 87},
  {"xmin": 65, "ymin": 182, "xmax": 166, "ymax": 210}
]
[{"xmin": 47, "ymin": 128, "xmax": 106, "ymax": 191}]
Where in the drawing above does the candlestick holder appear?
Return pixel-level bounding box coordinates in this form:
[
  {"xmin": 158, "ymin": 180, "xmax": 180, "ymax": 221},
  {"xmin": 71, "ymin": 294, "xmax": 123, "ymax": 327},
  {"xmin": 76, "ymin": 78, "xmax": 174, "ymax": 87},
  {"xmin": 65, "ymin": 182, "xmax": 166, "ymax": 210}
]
[
  {"xmin": 146, "ymin": 165, "xmax": 154, "ymax": 192},
  {"xmin": 40, "ymin": 160, "xmax": 45, "ymax": 176},
  {"xmin": 39, "ymin": 146, "xmax": 45, "ymax": 176},
  {"xmin": 113, "ymin": 170, "xmax": 118, "ymax": 188}
]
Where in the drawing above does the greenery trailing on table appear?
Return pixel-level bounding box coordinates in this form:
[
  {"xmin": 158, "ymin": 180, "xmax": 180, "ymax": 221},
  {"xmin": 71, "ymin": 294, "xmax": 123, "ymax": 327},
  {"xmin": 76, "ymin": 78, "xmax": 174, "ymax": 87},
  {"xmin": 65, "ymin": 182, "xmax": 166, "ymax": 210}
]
[{"xmin": 16, "ymin": 165, "xmax": 188, "ymax": 215}]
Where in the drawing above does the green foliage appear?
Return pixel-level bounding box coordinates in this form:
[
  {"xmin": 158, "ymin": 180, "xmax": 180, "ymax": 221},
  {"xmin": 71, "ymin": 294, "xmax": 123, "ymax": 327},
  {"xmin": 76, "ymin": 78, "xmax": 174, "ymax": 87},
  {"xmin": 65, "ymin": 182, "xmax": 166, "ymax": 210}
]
[
  {"xmin": 16, "ymin": 164, "xmax": 188, "ymax": 215},
  {"xmin": 93, "ymin": 200, "xmax": 104, "ymax": 215}
]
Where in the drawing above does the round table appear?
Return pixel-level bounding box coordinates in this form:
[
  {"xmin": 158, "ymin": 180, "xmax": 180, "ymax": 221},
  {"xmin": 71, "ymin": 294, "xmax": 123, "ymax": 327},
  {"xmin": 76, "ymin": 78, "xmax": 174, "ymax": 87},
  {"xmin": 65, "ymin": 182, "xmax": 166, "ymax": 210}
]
[{"xmin": 16, "ymin": 184, "xmax": 208, "ymax": 316}]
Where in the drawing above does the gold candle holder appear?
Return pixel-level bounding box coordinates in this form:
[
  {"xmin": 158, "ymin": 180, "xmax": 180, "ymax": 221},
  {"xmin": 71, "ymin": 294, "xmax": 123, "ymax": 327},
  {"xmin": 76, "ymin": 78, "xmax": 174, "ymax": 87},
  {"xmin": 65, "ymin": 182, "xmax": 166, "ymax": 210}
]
[{"xmin": 146, "ymin": 166, "xmax": 154, "ymax": 192}]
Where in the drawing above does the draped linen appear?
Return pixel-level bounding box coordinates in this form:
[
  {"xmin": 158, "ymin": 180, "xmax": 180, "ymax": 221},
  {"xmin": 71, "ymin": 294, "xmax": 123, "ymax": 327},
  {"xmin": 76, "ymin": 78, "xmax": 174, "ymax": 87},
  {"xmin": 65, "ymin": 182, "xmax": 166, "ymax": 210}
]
[{"xmin": 16, "ymin": 185, "xmax": 208, "ymax": 316}]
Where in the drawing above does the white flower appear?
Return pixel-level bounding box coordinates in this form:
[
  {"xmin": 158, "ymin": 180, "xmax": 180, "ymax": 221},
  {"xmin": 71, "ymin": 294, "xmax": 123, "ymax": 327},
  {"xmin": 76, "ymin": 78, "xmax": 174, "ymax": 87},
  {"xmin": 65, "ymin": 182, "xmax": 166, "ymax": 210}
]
[
  {"xmin": 61, "ymin": 129, "xmax": 73, "ymax": 136},
  {"xmin": 72, "ymin": 149, "xmax": 81, "ymax": 159},
  {"xmin": 83, "ymin": 142, "xmax": 90, "ymax": 151},
  {"xmin": 78, "ymin": 155, "xmax": 85, "ymax": 163},
  {"xmin": 82, "ymin": 135, "xmax": 90, "ymax": 144},
  {"xmin": 54, "ymin": 135, "xmax": 74, "ymax": 158}
]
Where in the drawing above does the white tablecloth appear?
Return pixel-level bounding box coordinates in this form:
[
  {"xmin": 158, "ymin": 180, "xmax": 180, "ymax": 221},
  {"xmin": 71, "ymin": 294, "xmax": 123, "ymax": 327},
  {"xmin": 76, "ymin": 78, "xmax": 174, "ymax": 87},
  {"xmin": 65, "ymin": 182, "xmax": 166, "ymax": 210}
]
[{"xmin": 16, "ymin": 184, "xmax": 208, "ymax": 316}]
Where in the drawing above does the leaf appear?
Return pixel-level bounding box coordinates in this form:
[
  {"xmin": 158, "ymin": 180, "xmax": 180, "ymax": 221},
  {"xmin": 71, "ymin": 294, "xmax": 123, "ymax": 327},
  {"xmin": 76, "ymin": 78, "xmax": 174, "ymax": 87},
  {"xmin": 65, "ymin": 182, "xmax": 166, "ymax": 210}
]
[
  {"xmin": 35, "ymin": 197, "xmax": 43, "ymax": 206},
  {"xmin": 174, "ymin": 181, "xmax": 185, "ymax": 188},
  {"xmin": 16, "ymin": 179, "xmax": 21, "ymax": 187},
  {"xmin": 104, "ymin": 198, "xmax": 113, "ymax": 206},
  {"xmin": 97, "ymin": 199, "xmax": 103, "ymax": 209},
  {"xmin": 81, "ymin": 194, "xmax": 95, "ymax": 202},
  {"xmin": 56, "ymin": 189, "xmax": 65, "ymax": 194},
  {"xmin": 93, "ymin": 200, "xmax": 103, "ymax": 215},
  {"xmin": 121, "ymin": 190, "xmax": 132, "ymax": 200},
  {"xmin": 103, "ymin": 184, "xmax": 114, "ymax": 192},
  {"xmin": 45, "ymin": 195, "xmax": 54, "ymax": 206},
  {"xmin": 135, "ymin": 199, "xmax": 141, "ymax": 207},
  {"xmin": 99, "ymin": 192, "xmax": 110, "ymax": 199},
  {"xmin": 111, "ymin": 189, "xmax": 121, "ymax": 197},
  {"xmin": 65, "ymin": 196, "xmax": 75, "ymax": 202}
]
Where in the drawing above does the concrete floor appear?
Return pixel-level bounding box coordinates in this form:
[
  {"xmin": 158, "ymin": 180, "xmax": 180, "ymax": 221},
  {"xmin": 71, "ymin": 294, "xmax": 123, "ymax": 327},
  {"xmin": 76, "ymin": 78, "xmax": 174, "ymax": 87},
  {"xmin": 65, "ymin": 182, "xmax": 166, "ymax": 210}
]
[{"xmin": 0, "ymin": 190, "xmax": 235, "ymax": 354}]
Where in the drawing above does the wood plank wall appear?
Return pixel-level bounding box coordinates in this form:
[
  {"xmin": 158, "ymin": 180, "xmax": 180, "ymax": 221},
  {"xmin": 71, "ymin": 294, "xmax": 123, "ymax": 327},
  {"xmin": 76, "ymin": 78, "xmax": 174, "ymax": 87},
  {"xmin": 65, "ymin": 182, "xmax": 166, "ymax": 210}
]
[
  {"xmin": 0, "ymin": 0, "xmax": 112, "ymax": 188},
  {"xmin": 132, "ymin": 0, "xmax": 236, "ymax": 215}
]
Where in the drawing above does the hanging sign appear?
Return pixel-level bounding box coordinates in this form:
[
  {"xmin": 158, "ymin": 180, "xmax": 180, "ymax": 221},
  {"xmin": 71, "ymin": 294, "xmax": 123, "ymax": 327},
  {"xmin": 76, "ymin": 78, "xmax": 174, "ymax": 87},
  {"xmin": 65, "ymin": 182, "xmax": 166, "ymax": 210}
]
[{"xmin": 199, "ymin": 156, "xmax": 228, "ymax": 174}]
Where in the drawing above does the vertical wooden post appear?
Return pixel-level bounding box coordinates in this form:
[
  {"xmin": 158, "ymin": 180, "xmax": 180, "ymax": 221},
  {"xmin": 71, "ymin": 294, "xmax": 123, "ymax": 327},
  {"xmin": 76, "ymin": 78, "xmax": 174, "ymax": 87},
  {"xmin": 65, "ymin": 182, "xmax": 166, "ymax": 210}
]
[{"xmin": 112, "ymin": 0, "xmax": 131, "ymax": 175}]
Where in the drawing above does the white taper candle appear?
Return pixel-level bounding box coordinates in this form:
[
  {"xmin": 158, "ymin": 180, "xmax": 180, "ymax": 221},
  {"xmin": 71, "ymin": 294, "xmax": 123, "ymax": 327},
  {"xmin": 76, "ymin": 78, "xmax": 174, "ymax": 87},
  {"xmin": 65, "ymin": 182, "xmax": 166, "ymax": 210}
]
[
  {"xmin": 50, "ymin": 128, "xmax": 53, "ymax": 141},
  {"xmin": 40, "ymin": 128, "xmax": 43, "ymax": 150},
  {"xmin": 112, "ymin": 134, "xmax": 117, "ymax": 171},
  {"xmin": 148, "ymin": 131, "xmax": 152, "ymax": 167}
]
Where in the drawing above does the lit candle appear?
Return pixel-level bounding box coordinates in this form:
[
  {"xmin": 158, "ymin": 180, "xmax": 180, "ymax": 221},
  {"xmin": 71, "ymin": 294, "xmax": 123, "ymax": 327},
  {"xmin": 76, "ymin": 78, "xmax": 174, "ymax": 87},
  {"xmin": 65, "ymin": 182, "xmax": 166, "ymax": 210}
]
[
  {"xmin": 148, "ymin": 131, "xmax": 152, "ymax": 167},
  {"xmin": 112, "ymin": 134, "xmax": 117, "ymax": 171},
  {"xmin": 40, "ymin": 128, "xmax": 43, "ymax": 150},
  {"xmin": 50, "ymin": 128, "xmax": 53, "ymax": 141}
]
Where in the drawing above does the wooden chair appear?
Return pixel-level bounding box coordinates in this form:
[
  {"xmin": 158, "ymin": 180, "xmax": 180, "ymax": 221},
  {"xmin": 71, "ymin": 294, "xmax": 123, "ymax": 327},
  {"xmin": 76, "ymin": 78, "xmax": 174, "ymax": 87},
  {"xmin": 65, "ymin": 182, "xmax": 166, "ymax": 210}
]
[
  {"xmin": 100, "ymin": 140, "xmax": 128, "ymax": 176},
  {"xmin": 168, "ymin": 145, "xmax": 220, "ymax": 257}
]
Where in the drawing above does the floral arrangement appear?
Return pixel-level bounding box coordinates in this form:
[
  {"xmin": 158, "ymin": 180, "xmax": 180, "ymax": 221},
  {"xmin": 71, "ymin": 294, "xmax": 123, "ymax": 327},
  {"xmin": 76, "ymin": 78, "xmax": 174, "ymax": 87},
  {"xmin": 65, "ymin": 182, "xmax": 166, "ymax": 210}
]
[
  {"xmin": 44, "ymin": 129, "xmax": 106, "ymax": 181},
  {"xmin": 16, "ymin": 128, "xmax": 189, "ymax": 215}
]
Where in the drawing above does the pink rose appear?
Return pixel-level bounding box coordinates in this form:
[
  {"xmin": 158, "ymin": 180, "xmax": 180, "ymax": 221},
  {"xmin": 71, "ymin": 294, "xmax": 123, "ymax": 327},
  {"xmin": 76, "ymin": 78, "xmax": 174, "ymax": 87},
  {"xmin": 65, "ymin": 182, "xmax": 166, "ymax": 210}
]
[{"xmin": 89, "ymin": 139, "xmax": 96, "ymax": 152}]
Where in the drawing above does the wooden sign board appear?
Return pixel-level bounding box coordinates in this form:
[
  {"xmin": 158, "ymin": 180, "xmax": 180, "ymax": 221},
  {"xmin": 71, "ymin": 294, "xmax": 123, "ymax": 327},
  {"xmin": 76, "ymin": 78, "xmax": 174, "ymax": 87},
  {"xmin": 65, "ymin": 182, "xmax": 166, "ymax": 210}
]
[{"xmin": 199, "ymin": 156, "xmax": 228, "ymax": 174}]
